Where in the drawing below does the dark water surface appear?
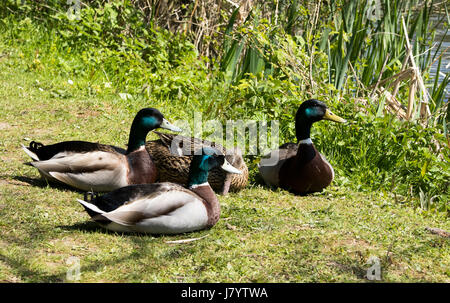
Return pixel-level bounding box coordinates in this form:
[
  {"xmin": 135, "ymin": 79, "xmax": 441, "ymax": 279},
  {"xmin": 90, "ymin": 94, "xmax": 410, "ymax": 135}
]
[{"xmin": 429, "ymin": 15, "xmax": 449, "ymax": 100}]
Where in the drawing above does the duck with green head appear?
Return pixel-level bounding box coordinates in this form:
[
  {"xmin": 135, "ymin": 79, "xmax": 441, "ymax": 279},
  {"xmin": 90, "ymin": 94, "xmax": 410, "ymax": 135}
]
[
  {"xmin": 77, "ymin": 147, "xmax": 241, "ymax": 234},
  {"xmin": 258, "ymin": 99, "xmax": 346, "ymax": 195},
  {"xmin": 21, "ymin": 108, "xmax": 181, "ymax": 192}
]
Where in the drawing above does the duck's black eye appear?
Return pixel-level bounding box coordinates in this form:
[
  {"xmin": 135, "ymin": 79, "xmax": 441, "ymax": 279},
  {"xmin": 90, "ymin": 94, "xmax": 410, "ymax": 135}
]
[
  {"xmin": 206, "ymin": 154, "xmax": 224, "ymax": 169},
  {"xmin": 216, "ymin": 155, "xmax": 225, "ymax": 166}
]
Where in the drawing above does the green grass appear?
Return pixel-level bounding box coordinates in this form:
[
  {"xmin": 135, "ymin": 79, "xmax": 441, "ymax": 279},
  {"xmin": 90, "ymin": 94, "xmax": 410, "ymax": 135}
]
[{"xmin": 0, "ymin": 47, "xmax": 449, "ymax": 283}]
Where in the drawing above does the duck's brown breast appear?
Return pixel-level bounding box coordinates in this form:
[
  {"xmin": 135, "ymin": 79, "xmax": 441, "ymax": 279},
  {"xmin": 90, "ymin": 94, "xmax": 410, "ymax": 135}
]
[
  {"xmin": 190, "ymin": 184, "xmax": 220, "ymax": 227},
  {"xmin": 278, "ymin": 144, "xmax": 333, "ymax": 194},
  {"xmin": 126, "ymin": 147, "xmax": 158, "ymax": 185}
]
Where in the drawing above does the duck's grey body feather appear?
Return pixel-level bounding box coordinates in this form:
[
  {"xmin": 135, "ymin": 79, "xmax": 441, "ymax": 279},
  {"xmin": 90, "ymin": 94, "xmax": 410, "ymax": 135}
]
[
  {"xmin": 23, "ymin": 146, "xmax": 145, "ymax": 192},
  {"xmin": 78, "ymin": 183, "xmax": 211, "ymax": 234}
]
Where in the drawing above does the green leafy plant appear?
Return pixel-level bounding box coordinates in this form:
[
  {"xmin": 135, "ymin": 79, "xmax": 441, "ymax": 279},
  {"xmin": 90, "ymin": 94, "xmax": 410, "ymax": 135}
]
[{"xmin": 0, "ymin": 0, "xmax": 448, "ymax": 215}]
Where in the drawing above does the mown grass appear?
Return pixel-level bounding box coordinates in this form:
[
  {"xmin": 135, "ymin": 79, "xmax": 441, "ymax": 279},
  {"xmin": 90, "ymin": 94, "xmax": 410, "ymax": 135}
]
[{"xmin": 0, "ymin": 47, "xmax": 449, "ymax": 283}]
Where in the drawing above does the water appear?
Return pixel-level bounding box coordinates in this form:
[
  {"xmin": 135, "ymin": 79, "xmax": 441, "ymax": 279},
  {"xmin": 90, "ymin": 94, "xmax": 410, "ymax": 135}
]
[{"xmin": 429, "ymin": 15, "xmax": 449, "ymax": 100}]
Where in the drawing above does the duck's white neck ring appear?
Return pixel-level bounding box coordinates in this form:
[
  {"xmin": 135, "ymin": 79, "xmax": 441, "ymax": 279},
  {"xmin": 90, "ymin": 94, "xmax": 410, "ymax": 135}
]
[
  {"xmin": 189, "ymin": 182, "xmax": 210, "ymax": 189},
  {"xmin": 299, "ymin": 138, "xmax": 312, "ymax": 145}
]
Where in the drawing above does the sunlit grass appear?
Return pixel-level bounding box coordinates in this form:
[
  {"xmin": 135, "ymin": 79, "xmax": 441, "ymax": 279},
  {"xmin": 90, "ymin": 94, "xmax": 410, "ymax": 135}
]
[{"xmin": 0, "ymin": 43, "xmax": 449, "ymax": 283}]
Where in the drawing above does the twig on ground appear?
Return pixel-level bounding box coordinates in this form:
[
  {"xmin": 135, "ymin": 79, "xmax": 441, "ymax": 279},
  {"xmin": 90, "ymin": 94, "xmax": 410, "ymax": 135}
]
[
  {"xmin": 425, "ymin": 227, "xmax": 450, "ymax": 238},
  {"xmin": 165, "ymin": 234, "xmax": 210, "ymax": 244}
]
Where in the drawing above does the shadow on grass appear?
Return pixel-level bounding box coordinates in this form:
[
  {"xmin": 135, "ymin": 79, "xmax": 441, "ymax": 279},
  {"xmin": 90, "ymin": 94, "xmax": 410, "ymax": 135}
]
[
  {"xmin": 57, "ymin": 221, "xmax": 195, "ymax": 242},
  {"xmin": 0, "ymin": 253, "xmax": 65, "ymax": 282},
  {"xmin": 327, "ymin": 260, "xmax": 367, "ymax": 280},
  {"xmin": 57, "ymin": 221, "xmax": 109, "ymax": 234},
  {"xmin": 57, "ymin": 221, "xmax": 162, "ymax": 238},
  {"xmin": 1, "ymin": 223, "xmax": 175, "ymax": 282},
  {"xmin": 12, "ymin": 175, "xmax": 85, "ymax": 193}
]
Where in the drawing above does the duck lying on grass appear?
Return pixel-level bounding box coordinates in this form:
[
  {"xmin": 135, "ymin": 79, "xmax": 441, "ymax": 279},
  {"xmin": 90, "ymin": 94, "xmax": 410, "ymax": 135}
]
[
  {"xmin": 258, "ymin": 99, "xmax": 346, "ymax": 195},
  {"xmin": 146, "ymin": 131, "xmax": 248, "ymax": 195},
  {"xmin": 77, "ymin": 147, "xmax": 241, "ymax": 234},
  {"xmin": 21, "ymin": 108, "xmax": 181, "ymax": 192}
]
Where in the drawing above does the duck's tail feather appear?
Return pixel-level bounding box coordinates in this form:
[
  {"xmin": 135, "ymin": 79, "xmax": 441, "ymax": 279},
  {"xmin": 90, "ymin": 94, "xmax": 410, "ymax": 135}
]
[
  {"xmin": 77, "ymin": 198, "xmax": 106, "ymax": 218},
  {"xmin": 21, "ymin": 144, "xmax": 40, "ymax": 161}
]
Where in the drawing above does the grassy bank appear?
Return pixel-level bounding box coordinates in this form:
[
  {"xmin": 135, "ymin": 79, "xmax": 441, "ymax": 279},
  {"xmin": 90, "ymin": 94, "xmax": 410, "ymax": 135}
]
[
  {"xmin": 1, "ymin": 1, "xmax": 448, "ymax": 210},
  {"xmin": 0, "ymin": 0, "xmax": 448, "ymax": 282},
  {"xmin": 0, "ymin": 47, "xmax": 449, "ymax": 282}
]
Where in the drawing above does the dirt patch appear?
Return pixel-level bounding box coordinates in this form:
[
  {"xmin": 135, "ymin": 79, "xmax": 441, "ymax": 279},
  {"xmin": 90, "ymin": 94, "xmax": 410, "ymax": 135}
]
[
  {"xmin": 0, "ymin": 178, "xmax": 30, "ymax": 187},
  {"xmin": 75, "ymin": 110, "xmax": 100, "ymax": 118},
  {"xmin": 326, "ymin": 261, "xmax": 367, "ymax": 279},
  {"xmin": 340, "ymin": 238, "xmax": 374, "ymax": 249},
  {"xmin": 291, "ymin": 224, "xmax": 316, "ymax": 231},
  {"xmin": 320, "ymin": 235, "xmax": 376, "ymax": 255},
  {"xmin": 0, "ymin": 122, "xmax": 11, "ymax": 130}
]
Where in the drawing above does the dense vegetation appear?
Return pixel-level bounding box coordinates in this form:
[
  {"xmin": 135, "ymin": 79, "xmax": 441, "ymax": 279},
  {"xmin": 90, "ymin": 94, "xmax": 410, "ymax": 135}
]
[
  {"xmin": 0, "ymin": 1, "xmax": 449, "ymax": 283},
  {"xmin": 0, "ymin": 0, "xmax": 448, "ymax": 215}
]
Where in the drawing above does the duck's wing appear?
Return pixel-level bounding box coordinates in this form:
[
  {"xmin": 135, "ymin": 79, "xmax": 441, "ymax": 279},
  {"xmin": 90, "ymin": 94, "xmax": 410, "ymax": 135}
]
[
  {"xmin": 258, "ymin": 143, "xmax": 297, "ymax": 187},
  {"xmin": 21, "ymin": 140, "xmax": 126, "ymax": 161},
  {"xmin": 86, "ymin": 183, "xmax": 176, "ymax": 212},
  {"xmin": 278, "ymin": 142, "xmax": 299, "ymax": 151},
  {"xmin": 152, "ymin": 131, "xmax": 226, "ymax": 155},
  {"xmin": 30, "ymin": 150, "xmax": 128, "ymax": 191},
  {"xmin": 105, "ymin": 183, "xmax": 198, "ymax": 223},
  {"xmin": 78, "ymin": 183, "xmax": 208, "ymax": 233},
  {"xmin": 21, "ymin": 143, "xmax": 40, "ymax": 161}
]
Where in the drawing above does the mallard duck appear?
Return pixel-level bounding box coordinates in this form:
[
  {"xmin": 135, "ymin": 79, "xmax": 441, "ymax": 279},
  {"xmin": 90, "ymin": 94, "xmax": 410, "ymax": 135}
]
[
  {"xmin": 21, "ymin": 108, "xmax": 181, "ymax": 192},
  {"xmin": 145, "ymin": 131, "xmax": 248, "ymax": 194},
  {"xmin": 258, "ymin": 99, "xmax": 346, "ymax": 195},
  {"xmin": 77, "ymin": 147, "xmax": 242, "ymax": 234}
]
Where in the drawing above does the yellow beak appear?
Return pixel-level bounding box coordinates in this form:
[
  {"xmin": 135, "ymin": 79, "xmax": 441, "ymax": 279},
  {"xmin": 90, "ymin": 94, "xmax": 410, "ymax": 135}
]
[{"xmin": 323, "ymin": 109, "xmax": 347, "ymax": 123}]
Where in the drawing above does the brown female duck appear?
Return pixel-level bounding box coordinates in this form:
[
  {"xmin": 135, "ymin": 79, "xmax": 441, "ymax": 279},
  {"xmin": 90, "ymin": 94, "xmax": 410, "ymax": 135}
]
[{"xmin": 145, "ymin": 131, "xmax": 248, "ymax": 194}]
